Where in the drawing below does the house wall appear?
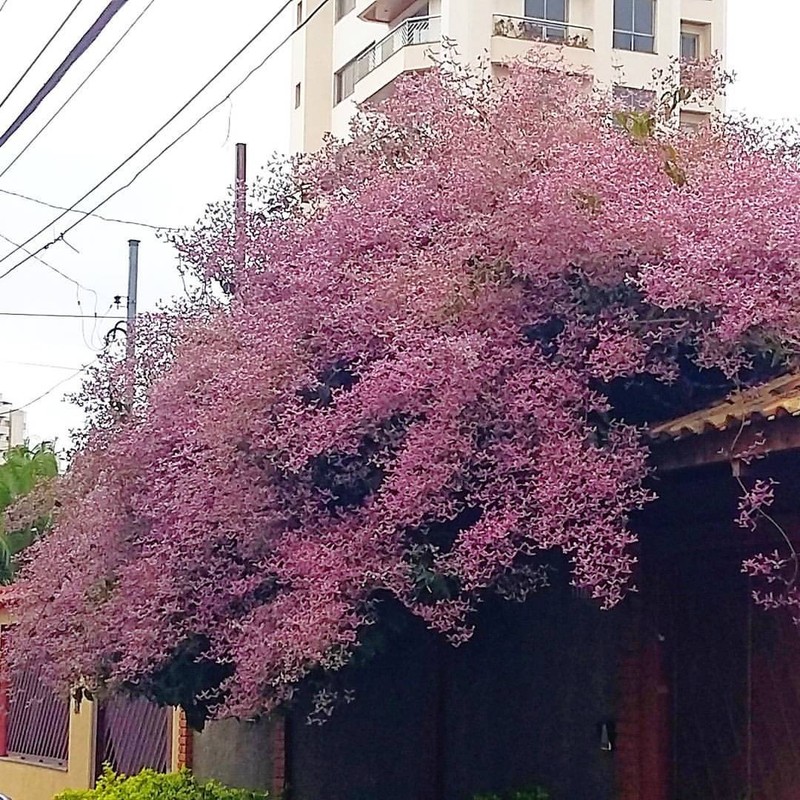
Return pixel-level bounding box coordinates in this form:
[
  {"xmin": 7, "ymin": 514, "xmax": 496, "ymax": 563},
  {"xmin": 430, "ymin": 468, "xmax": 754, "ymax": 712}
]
[
  {"xmin": 192, "ymin": 717, "xmax": 282, "ymax": 793},
  {"xmin": 0, "ymin": 609, "xmax": 181, "ymax": 800},
  {"xmin": 286, "ymin": 573, "xmax": 626, "ymax": 800},
  {"xmin": 0, "ymin": 696, "xmax": 95, "ymax": 800}
]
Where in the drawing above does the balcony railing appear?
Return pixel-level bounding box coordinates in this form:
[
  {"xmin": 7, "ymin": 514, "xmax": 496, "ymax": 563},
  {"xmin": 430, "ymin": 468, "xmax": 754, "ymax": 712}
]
[
  {"xmin": 356, "ymin": 15, "xmax": 441, "ymax": 80},
  {"xmin": 493, "ymin": 14, "xmax": 593, "ymax": 50}
]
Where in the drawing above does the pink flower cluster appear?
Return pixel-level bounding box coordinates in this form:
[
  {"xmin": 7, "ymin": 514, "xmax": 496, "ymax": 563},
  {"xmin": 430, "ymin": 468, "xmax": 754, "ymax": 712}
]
[{"xmin": 11, "ymin": 62, "xmax": 800, "ymax": 720}]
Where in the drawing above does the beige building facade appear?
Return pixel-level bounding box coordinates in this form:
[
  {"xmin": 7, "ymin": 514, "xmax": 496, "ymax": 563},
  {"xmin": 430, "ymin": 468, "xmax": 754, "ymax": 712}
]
[
  {"xmin": 291, "ymin": 0, "xmax": 727, "ymax": 152},
  {"xmin": 0, "ymin": 396, "xmax": 24, "ymax": 455}
]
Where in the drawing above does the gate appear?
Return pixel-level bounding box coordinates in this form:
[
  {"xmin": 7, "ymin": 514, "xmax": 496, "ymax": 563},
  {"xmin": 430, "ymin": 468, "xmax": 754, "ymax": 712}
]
[
  {"xmin": 96, "ymin": 696, "xmax": 171, "ymax": 778},
  {"xmin": 662, "ymin": 549, "xmax": 800, "ymax": 800}
]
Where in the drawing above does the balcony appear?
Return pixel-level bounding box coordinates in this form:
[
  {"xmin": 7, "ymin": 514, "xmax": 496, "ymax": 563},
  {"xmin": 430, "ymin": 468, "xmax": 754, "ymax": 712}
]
[
  {"xmin": 350, "ymin": 15, "xmax": 441, "ymax": 103},
  {"xmin": 357, "ymin": 15, "xmax": 441, "ymax": 80},
  {"xmin": 493, "ymin": 14, "xmax": 593, "ymax": 50},
  {"xmin": 491, "ymin": 14, "xmax": 596, "ymax": 72},
  {"xmin": 358, "ymin": 0, "xmax": 419, "ymax": 23}
]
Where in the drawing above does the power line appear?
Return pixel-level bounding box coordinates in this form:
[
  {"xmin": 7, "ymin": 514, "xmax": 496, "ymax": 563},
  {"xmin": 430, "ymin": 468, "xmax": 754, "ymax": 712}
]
[
  {"xmin": 0, "ymin": 229, "xmax": 94, "ymax": 293},
  {"xmin": 0, "ymin": 0, "xmax": 84, "ymax": 115},
  {"xmin": 6, "ymin": 361, "xmax": 95, "ymax": 413},
  {"xmin": 0, "ymin": 0, "xmax": 12, "ymax": 19},
  {"xmin": 0, "ymin": 0, "xmax": 133, "ymax": 151},
  {"xmin": 0, "ymin": 311, "xmax": 123, "ymax": 319},
  {"xmin": 0, "ymin": 359, "xmax": 83, "ymax": 371},
  {"xmin": 0, "ymin": 186, "xmax": 177, "ymax": 230},
  {"xmin": 0, "ymin": 0, "xmax": 157, "ymax": 179},
  {"xmin": 0, "ymin": 0, "xmax": 313, "ymax": 279}
]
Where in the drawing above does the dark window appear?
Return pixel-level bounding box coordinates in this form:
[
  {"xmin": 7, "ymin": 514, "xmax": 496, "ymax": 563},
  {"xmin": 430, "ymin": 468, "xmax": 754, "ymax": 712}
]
[
  {"xmin": 680, "ymin": 30, "xmax": 700, "ymax": 60},
  {"xmin": 7, "ymin": 662, "xmax": 69, "ymax": 766},
  {"xmin": 613, "ymin": 0, "xmax": 656, "ymax": 53},
  {"xmin": 524, "ymin": 0, "xmax": 567, "ymax": 41},
  {"xmin": 335, "ymin": 0, "xmax": 356, "ymax": 21},
  {"xmin": 613, "ymin": 85, "xmax": 655, "ymax": 110},
  {"xmin": 296, "ymin": 1, "xmax": 303, "ymax": 26},
  {"xmin": 525, "ymin": 0, "xmax": 567, "ymax": 22},
  {"xmin": 335, "ymin": 62, "xmax": 357, "ymax": 104},
  {"xmin": 294, "ymin": 82, "xmax": 302, "ymax": 109}
]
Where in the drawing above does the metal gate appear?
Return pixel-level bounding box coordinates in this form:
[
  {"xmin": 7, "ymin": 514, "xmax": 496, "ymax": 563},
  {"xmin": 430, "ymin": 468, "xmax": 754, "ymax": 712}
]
[
  {"xmin": 663, "ymin": 551, "xmax": 800, "ymax": 800},
  {"xmin": 95, "ymin": 696, "xmax": 171, "ymax": 778}
]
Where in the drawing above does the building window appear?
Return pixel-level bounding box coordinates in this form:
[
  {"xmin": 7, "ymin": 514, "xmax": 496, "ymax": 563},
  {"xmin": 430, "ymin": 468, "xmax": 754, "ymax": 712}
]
[
  {"xmin": 613, "ymin": 84, "xmax": 655, "ymax": 110},
  {"xmin": 613, "ymin": 0, "xmax": 656, "ymax": 53},
  {"xmin": 525, "ymin": 0, "xmax": 567, "ymax": 22},
  {"xmin": 524, "ymin": 0, "xmax": 567, "ymax": 41},
  {"xmin": 294, "ymin": 82, "xmax": 302, "ymax": 109},
  {"xmin": 680, "ymin": 110, "xmax": 710, "ymax": 130},
  {"xmin": 335, "ymin": 0, "xmax": 356, "ymax": 21},
  {"xmin": 335, "ymin": 61, "xmax": 357, "ymax": 104},
  {"xmin": 296, "ymin": 1, "xmax": 303, "ymax": 26},
  {"xmin": 680, "ymin": 31, "xmax": 699, "ymax": 60}
]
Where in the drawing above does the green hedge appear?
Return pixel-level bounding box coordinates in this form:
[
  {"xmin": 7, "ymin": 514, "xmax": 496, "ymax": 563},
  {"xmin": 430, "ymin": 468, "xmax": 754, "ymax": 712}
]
[{"xmin": 54, "ymin": 768, "xmax": 269, "ymax": 800}]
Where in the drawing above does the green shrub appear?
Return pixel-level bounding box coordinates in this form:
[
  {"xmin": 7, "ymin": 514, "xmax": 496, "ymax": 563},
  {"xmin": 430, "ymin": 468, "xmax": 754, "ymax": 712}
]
[
  {"xmin": 54, "ymin": 768, "xmax": 269, "ymax": 800},
  {"xmin": 473, "ymin": 788, "xmax": 549, "ymax": 800}
]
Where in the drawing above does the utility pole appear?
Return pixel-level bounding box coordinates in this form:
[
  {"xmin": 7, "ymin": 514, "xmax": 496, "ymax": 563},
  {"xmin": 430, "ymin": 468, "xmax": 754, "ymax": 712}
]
[
  {"xmin": 235, "ymin": 142, "xmax": 247, "ymax": 271},
  {"xmin": 125, "ymin": 239, "xmax": 139, "ymax": 406}
]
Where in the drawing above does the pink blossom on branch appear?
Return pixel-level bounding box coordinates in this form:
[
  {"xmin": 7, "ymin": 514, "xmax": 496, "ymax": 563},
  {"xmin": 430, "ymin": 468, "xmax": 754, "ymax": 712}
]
[{"xmin": 10, "ymin": 60, "xmax": 800, "ymax": 723}]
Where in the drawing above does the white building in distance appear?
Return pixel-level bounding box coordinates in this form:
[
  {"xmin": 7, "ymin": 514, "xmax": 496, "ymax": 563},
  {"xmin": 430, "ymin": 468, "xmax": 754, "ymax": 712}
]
[{"xmin": 291, "ymin": 0, "xmax": 727, "ymax": 152}]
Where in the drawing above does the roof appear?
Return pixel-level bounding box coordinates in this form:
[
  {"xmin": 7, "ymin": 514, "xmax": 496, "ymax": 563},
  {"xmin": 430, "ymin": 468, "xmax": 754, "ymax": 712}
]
[{"xmin": 650, "ymin": 373, "xmax": 800, "ymax": 441}]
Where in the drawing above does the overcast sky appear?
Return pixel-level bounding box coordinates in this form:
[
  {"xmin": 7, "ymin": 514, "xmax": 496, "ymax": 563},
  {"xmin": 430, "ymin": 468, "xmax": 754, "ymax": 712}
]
[{"xmin": 0, "ymin": 0, "xmax": 795, "ymax": 450}]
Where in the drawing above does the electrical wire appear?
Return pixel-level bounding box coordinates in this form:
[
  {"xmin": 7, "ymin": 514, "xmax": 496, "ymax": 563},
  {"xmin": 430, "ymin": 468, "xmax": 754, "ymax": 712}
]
[
  {"xmin": 0, "ymin": 0, "xmax": 320, "ymax": 279},
  {"xmin": 6, "ymin": 360, "xmax": 95, "ymax": 413},
  {"xmin": 0, "ymin": 359, "xmax": 83, "ymax": 371},
  {"xmin": 0, "ymin": 0, "xmax": 84, "ymax": 115},
  {"xmin": 0, "ymin": 311, "xmax": 123, "ymax": 319},
  {"xmin": 0, "ymin": 0, "xmax": 134, "ymax": 150},
  {"xmin": 0, "ymin": 0, "xmax": 11, "ymax": 20},
  {"xmin": 0, "ymin": 227, "xmax": 103, "ymax": 348},
  {"xmin": 0, "ymin": 229, "xmax": 94, "ymax": 293},
  {"xmin": 0, "ymin": 0, "xmax": 158, "ymax": 180},
  {"xmin": 0, "ymin": 186, "xmax": 177, "ymax": 229}
]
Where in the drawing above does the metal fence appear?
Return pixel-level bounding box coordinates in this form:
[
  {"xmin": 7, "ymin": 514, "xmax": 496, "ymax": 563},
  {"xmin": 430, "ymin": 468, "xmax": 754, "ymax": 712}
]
[
  {"xmin": 356, "ymin": 16, "xmax": 441, "ymax": 79},
  {"xmin": 96, "ymin": 695, "xmax": 170, "ymax": 777},
  {"xmin": 6, "ymin": 662, "xmax": 69, "ymax": 766},
  {"xmin": 492, "ymin": 14, "xmax": 594, "ymax": 49}
]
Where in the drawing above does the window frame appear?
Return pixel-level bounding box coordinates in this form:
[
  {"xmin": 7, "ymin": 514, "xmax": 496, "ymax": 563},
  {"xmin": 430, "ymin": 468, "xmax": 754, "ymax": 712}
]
[
  {"xmin": 680, "ymin": 31, "xmax": 700, "ymax": 61},
  {"xmin": 524, "ymin": 0, "xmax": 568, "ymax": 23},
  {"xmin": 613, "ymin": 0, "xmax": 657, "ymax": 54},
  {"xmin": 335, "ymin": 0, "xmax": 356, "ymax": 22}
]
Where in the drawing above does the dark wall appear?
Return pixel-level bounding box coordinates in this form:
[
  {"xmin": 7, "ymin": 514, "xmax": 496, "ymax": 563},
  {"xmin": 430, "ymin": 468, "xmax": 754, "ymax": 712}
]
[
  {"xmin": 192, "ymin": 717, "xmax": 276, "ymax": 791},
  {"xmin": 443, "ymin": 587, "xmax": 621, "ymax": 800},
  {"xmin": 288, "ymin": 616, "xmax": 439, "ymax": 800},
  {"xmin": 287, "ymin": 577, "xmax": 625, "ymax": 800}
]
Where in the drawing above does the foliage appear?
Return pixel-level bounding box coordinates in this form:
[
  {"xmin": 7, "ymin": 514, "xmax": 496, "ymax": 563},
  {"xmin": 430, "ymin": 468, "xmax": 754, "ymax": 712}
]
[
  {"xmin": 0, "ymin": 443, "xmax": 58, "ymax": 583},
  {"xmin": 473, "ymin": 789, "xmax": 549, "ymax": 800},
  {"xmin": 10, "ymin": 55, "xmax": 800, "ymax": 722},
  {"xmin": 54, "ymin": 767, "xmax": 268, "ymax": 800}
]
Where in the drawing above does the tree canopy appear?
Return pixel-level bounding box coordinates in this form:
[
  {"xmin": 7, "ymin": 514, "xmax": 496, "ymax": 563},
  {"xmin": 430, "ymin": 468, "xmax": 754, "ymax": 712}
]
[
  {"xmin": 11, "ymin": 59, "xmax": 800, "ymax": 724},
  {"xmin": 0, "ymin": 443, "xmax": 58, "ymax": 583}
]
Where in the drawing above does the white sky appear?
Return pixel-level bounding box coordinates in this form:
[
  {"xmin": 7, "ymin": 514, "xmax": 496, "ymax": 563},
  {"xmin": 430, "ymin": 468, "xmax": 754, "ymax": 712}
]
[{"xmin": 0, "ymin": 0, "xmax": 794, "ymax": 450}]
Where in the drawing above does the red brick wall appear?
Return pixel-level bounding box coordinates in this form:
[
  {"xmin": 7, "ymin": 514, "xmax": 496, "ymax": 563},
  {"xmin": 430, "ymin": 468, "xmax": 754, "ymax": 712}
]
[
  {"xmin": 177, "ymin": 710, "xmax": 193, "ymax": 769},
  {"xmin": 270, "ymin": 716, "xmax": 286, "ymax": 797},
  {"xmin": 615, "ymin": 597, "xmax": 669, "ymax": 800}
]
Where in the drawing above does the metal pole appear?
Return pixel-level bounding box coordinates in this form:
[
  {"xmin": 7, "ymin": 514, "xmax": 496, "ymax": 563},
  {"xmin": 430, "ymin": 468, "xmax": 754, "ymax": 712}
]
[
  {"xmin": 126, "ymin": 239, "xmax": 139, "ymax": 406},
  {"xmin": 235, "ymin": 142, "xmax": 247, "ymax": 270}
]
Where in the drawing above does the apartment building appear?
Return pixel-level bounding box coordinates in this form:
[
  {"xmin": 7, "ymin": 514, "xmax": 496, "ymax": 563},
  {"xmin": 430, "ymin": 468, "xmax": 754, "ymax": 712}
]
[
  {"xmin": 291, "ymin": 0, "xmax": 727, "ymax": 152},
  {"xmin": 0, "ymin": 395, "xmax": 24, "ymax": 454}
]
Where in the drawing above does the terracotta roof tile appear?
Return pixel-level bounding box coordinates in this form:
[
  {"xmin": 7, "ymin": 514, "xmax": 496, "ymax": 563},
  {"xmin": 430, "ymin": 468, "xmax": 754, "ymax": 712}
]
[{"xmin": 650, "ymin": 373, "xmax": 800, "ymax": 441}]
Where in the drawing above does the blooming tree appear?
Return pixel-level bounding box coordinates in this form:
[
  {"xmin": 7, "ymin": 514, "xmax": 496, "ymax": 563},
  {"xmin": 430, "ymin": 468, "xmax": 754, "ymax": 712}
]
[{"xmin": 11, "ymin": 59, "xmax": 800, "ymax": 724}]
